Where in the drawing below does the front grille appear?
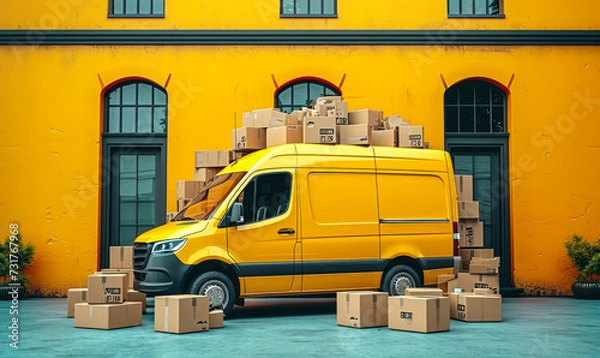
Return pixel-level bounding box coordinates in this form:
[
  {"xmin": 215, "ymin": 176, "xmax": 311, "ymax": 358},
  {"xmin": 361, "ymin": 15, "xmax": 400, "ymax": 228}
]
[{"xmin": 133, "ymin": 243, "xmax": 152, "ymax": 269}]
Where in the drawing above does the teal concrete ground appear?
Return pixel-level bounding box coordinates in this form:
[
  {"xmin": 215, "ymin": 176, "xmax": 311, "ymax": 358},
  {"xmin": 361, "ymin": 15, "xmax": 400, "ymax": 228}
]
[{"xmin": 0, "ymin": 296, "xmax": 598, "ymax": 357}]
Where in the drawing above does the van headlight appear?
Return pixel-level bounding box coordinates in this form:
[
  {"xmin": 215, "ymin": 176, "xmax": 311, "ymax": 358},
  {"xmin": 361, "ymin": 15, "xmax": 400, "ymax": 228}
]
[{"xmin": 152, "ymin": 239, "xmax": 187, "ymax": 254}]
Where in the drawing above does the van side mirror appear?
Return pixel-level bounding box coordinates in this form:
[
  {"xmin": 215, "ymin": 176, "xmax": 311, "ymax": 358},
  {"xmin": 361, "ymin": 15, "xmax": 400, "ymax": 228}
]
[{"xmin": 229, "ymin": 202, "xmax": 244, "ymax": 225}]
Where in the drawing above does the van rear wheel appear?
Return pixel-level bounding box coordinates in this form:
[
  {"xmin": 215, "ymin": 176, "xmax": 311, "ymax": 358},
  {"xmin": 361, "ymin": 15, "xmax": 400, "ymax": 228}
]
[
  {"xmin": 381, "ymin": 265, "xmax": 422, "ymax": 296},
  {"xmin": 189, "ymin": 271, "xmax": 236, "ymax": 316}
]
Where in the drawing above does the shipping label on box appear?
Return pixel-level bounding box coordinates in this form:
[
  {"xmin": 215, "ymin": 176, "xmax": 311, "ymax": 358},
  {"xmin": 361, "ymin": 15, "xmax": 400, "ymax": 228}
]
[
  {"xmin": 338, "ymin": 124, "xmax": 372, "ymax": 145},
  {"xmin": 469, "ymin": 257, "xmax": 501, "ymax": 275},
  {"xmin": 404, "ymin": 288, "xmax": 444, "ymax": 297},
  {"xmin": 155, "ymin": 295, "xmax": 210, "ymax": 334},
  {"xmin": 88, "ymin": 274, "xmax": 128, "ymax": 304},
  {"xmin": 100, "ymin": 269, "xmax": 134, "ymax": 289},
  {"xmin": 127, "ymin": 289, "xmax": 147, "ymax": 313},
  {"xmin": 383, "ymin": 115, "xmax": 411, "ymax": 129},
  {"xmin": 398, "ymin": 125, "xmax": 424, "ymax": 148},
  {"xmin": 176, "ymin": 180, "xmax": 205, "ymax": 200},
  {"xmin": 109, "ymin": 246, "xmax": 133, "ymax": 269},
  {"xmin": 67, "ymin": 288, "xmax": 88, "ymax": 318},
  {"xmin": 194, "ymin": 150, "xmax": 232, "ymax": 168},
  {"xmin": 455, "ymin": 175, "xmax": 474, "ymax": 201},
  {"xmin": 74, "ymin": 302, "xmax": 142, "ymax": 330},
  {"xmin": 388, "ymin": 296, "xmax": 450, "ymax": 333},
  {"xmin": 209, "ymin": 310, "xmax": 224, "ymax": 329},
  {"xmin": 459, "ymin": 220, "xmax": 484, "ymax": 247},
  {"xmin": 447, "ymin": 273, "xmax": 500, "ymax": 294},
  {"xmin": 348, "ymin": 109, "xmax": 383, "ymax": 127},
  {"xmin": 303, "ymin": 116, "xmax": 337, "ymax": 144},
  {"xmin": 458, "ymin": 201, "xmax": 480, "ymax": 220},
  {"xmin": 232, "ymin": 127, "xmax": 267, "ymax": 151},
  {"xmin": 456, "ymin": 293, "xmax": 502, "ymax": 322},
  {"xmin": 266, "ymin": 125, "xmax": 303, "ymax": 148},
  {"xmin": 193, "ymin": 167, "xmax": 222, "ymax": 182},
  {"xmin": 336, "ymin": 291, "xmax": 388, "ymax": 328}
]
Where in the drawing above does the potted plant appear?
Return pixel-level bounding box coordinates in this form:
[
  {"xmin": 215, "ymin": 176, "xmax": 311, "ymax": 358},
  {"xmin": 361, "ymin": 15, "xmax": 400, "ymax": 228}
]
[
  {"xmin": 564, "ymin": 234, "xmax": 600, "ymax": 299},
  {"xmin": 0, "ymin": 234, "xmax": 36, "ymax": 300}
]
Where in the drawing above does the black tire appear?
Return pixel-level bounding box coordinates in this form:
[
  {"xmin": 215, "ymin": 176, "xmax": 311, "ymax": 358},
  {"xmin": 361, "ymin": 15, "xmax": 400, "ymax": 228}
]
[
  {"xmin": 189, "ymin": 271, "xmax": 237, "ymax": 316},
  {"xmin": 381, "ymin": 264, "xmax": 422, "ymax": 296}
]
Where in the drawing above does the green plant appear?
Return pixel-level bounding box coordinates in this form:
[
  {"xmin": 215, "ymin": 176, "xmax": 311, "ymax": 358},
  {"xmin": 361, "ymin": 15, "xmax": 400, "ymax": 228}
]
[
  {"xmin": 565, "ymin": 234, "xmax": 600, "ymax": 282},
  {"xmin": 0, "ymin": 234, "xmax": 36, "ymax": 286}
]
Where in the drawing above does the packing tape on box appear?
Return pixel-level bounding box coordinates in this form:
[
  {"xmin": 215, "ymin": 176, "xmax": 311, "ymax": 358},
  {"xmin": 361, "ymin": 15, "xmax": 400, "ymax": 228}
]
[
  {"xmin": 164, "ymin": 297, "xmax": 169, "ymax": 331},
  {"xmin": 89, "ymin": 305, "xmax": 93, "ymax": 318}
]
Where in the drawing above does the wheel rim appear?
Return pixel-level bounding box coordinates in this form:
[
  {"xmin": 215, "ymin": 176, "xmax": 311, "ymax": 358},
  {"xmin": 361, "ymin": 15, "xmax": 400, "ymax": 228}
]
[
  {"xmin": 200, "ymin": 279, "xmax": 229, "ymax": 309},
  {"xmin": 390, "ymin": 272, "xmax": 415, "ymax": 295}
]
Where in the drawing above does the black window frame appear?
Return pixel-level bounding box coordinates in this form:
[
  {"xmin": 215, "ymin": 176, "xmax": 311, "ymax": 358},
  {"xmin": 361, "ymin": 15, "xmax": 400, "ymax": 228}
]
[
  {"xmin": 275, "ymin": 79, "xmax": 341, "ymax": 113},
  {"xmin": 447, "ymin": 0, "xmax": 505, "ymax": 18},
  {"xmin": 108, "ymin": 0, "xmax": 165, "ymax": 18},
  {"xmin": 280, "ymin": 0, "xmax": 338, "ymax": 18}
]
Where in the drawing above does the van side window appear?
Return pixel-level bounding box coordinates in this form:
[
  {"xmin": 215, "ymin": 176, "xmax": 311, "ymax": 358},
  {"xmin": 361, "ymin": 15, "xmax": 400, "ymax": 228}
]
[{"xmin": 231, "ymin": 172, "xmax": 292, "ymax": 226}]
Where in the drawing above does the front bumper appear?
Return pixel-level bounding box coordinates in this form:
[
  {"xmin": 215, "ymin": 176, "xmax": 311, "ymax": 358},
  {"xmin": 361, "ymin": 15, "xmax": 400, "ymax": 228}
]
[{"xmin": 133, "ymin": 251, "xmax": 192, "ymax": 296}]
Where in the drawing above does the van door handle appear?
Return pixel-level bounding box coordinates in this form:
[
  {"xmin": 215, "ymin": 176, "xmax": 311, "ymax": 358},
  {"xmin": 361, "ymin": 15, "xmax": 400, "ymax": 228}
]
[{"xmin": 278, "ymin": 228, "xmax": 295, "ymax": 235}]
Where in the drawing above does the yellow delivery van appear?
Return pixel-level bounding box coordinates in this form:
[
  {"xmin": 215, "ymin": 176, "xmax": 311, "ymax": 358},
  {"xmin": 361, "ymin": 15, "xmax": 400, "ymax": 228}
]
[{"xmin": 133, "ymin": 144, "xmax": 460, "ymax": 314}]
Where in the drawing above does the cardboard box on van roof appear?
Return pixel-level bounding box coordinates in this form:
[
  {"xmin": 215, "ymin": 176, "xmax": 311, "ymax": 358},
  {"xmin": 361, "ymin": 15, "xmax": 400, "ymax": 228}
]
[
  {"xmin": 372, "ymin": 128, "xmax": 398, "ymax": 147},
  {"xmin": 384, "ymin": 114, "xmax": 411, "ymax": 129},
  {"xmin": 242, "ymin": 108, "xmax": 290, "ymax": 127},
  {"xmin": 338, "ymin": 124, "xmax": 372, "ymax": 145},
  {"xmin": 232, "ymin": 127, "xmax": 267, "ymax": 151},
  {"xmin": 266, "ymin": 125, "xmax": 303, "ymax": 148},
  {"xmin": 398, "ymin": 125, "xmax": 424, "ymax": 148},
  {"xmin": 348, "ymin": 109, "xmax": 383, "ymax": 127},
  {"xmin": 303, "ymin": 116, "xmax": 337, "ymax": 144}
]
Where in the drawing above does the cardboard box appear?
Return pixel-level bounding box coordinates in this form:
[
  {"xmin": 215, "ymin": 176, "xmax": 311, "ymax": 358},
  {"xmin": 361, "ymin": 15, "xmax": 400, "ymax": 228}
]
[
  {"xmin": 194, "ymin": 150, "xmax": 232, "ymax": 168},
  {"xmin": 127, "ymin": 289, "xmax": 147, "ymax": 313},
  {"xmin": 336, "ymin": 291, "xmax": 388, "ymax": 328},
  {"xmin": 100, "ymin": 269, "xmax": 134, "ymax": 289},
  {"xmin": 383, "ymin": 114, "xmax": 411, "ymax": 129},
  {"xmin": 447, "ymin": 273, "xmax": 500, "ymax": 294},
  {"xmin": 404, "ymin": 288, "xmax": 444, "ymax": 297},
  {"xmin": 67, "ymin": 288, "xmax": 88, "ymax": 318},
  {"xmin": 437, "ymin": 274, "xmax": 456, "ymax": 294},
  {"xmin": 88, "ymin": 274, "xmax": 128, "ymax": 304},
  {"xmin": 459, "ymin": 220, "xmax": 484, "ymax": 247},
  {"xmin": 398, "ymin": 125, "xmax": 424, "ymax": 148},
  {"xmin": 371, "ymin": 128, "xmax": 398, "ymax": 147},
  {"xmin": 176, "ymin": 180, "xmax": 204, "ymax": 200},
  {"xmin": 455, "ymin": 293, "xmax": 502, "ymax": 322},
  {"xmin": 266, "ymin": 125, "xmax": 303, "ymax": 147},
  {"xmin": 388, "ymin": 296, "xmax": 450, "ymax": 333},
  {"xmin": 348, "ymin": 109, "xmax": 383, "ymax": 127},
  {"xmin": 209, "ymin": 310, "xmax": 224, "ymax": 329},
  {"xmin": 232, "ymin": 127, "xmax": 267, "ymax": 151},
  {"xmin": 288, "ymin": 110, "xmax": 306, "ymax": 124},
  {"xmin": 455, "ymin": 175, "xmax": 474, "ymax": 201},
  {"xmin": 316, "ymin": 101, "xmax": 348, "ymax": 125},
  {"xmin": 458, "ymin": 201, "xmax": 480, "ymax": 220},
  {"xmin": 315, "ymin": 96, "xmax": 343, "ymax": 105},
  {"xmin": 338, "ymin": 124, "xmax": 372, "ymax": 145},
  {"xmin": 469, "ymin": 257, "xmax": 501, "ymax": 275},
  {"xmin": 460, "ymin": 248, "xmax": 494, "ymax": 272},
  {"xmin": 177, "ymin": 198, "xmax": 190, "ymax": 211},
  {"xmin": 194, "ymin": 167, "xmax": 221, "ymax": 182},
  {"xmin": 155, "ymin": 295, "xmax": 210, "ymax": 334},
  {"xmin": 109, "ymin": 246, "xmax": 133, "ymax": 269},
  {"xmin": 243, "ymin": 108, "xmax": 290, "ymax": 127},
  {"xmin": 74, "ymin": 302, "xmax": 142, "ymax": 330},
  {"xmin": 303, "ymin": 116, "xmax": 337, "ymax": 144},
  {"xmin": 448, "ymin": 293, "xmax": 460, "ymax": 319}
]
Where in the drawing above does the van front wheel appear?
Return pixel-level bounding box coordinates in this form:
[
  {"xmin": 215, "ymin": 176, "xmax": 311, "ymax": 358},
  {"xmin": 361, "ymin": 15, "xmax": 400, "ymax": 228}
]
[
  {"xmin": 381, "ymin": 265, "xmax": 422, "ymax": 296},
  {"xmin": 189, "ymin": 271, "xmax": 236, "ymax": 316}
]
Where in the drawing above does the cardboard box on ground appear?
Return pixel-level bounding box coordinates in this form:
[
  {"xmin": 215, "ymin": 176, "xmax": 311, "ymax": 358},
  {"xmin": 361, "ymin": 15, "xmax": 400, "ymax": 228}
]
[
  {"xmin": 388, "ymin": 296, "xmax": 450, "ymax": 333},
  {"xmin": 155, "ymin": 295, "xmax": 210, "ymax": 334},
  {"xmin": 74, "ymin": 302, "xmax": 143, "ymax": 330},
  {"xmin": 336, "ymin": 291, "xmax": 388, "ymax": 328}
]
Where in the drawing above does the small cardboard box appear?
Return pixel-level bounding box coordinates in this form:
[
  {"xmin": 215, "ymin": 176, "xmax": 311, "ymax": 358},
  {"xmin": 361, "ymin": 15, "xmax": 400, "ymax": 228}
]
[
  {"xmin": 127, "ymin": 289, "xmax": 147, "ymax": 313},
  {"xmin": 109, "ymin": 246, "xmax": 133, "ymax": 269},
  {"xmin": 447, "ymin": 273, "xmax": 500, "ymax": 294},
  {"xmin": 88, "ymin": 274, "xmax": 128, "ymax": 304},
  {"xmin": 388, "ymin": 296, "xmax": 450, "ymax": 333},
  {"xmin": 371, "ymin": 128, "xmax": 398, "ymax": 147},
  {"xmin": 100, "ymin": 269, "xmax": 134, "ymax": 289},
  {"xmin": 194, "ymin": 150, "xmax": 232, "ymax": 168},
  {"xmin": 155, "ymin": 295, "xmax": 210, "ymax": 334},
  {"xmin": 232, "ymin": 127, "xmax": 267, "ymax": 151},
  {"xmin": 460, "ymin": 248, "xmax": 494, "ymax": 272},
  {"xmin": 458, "ymin": 201, "xmax": 480, "ymax": 220},
  {"xmin": 437, "ymin": 274, "xmax": 456, "ymax": 295},
  {"xmin": 74, "ymin": 302, "xmax": 142, "ymax": 330},
  {"xmin": 469, "ymin": 257, "xmax": 501, "ymax": 275},
  {"xmin": 383, "ymin": 115, "xmax": 411, "ymax": 129},
  {"xmin": 348, "ymin": 109, "xmax": 383, "ymax": 127},
  {"xmin": 288, "ymin": 110, "xmax": 306, "ymax": 124},
  {"xmin": 459, "ymin": 220, "xmax": 484, "ymax": 247},
  {"xmin": 338, "ymin": 124, "xmax": 372, "ymax": 145},
  {"xmin": 404, "ymin": 287, "xmax": 444, "ymax": 297},
  {"xmin": 336, "ymin": 291, "xmax": 388, "ymax": 328},
  {"xmin": 266, "ymin": 125, "xmax": 303, "ymax": 147},
  {"xmin": 67, "ymin": 288, "xmax": 88, "ymax": 318},
  {"xmin": 455, "ymin": 175, "xmax": 474, "ymax": 201},
  {"xmin": 303, "ymin": 116, "xmax": 337, "ymax": 144},
  {"xmin": 398, "ymin": 125, "xmax": 424, "ymax": 148},
  {"xmin": 194, "ymin": 167, "xmax": 221, "ymax": 182},
  {"xmin": 243, "ymin": 108, "xmax": 290, "ymax": 127},
  {"xmin": 209, "ymin": 310, "xmax": 224, "ymax": 329},
  {"xmin": 455, "ymin": 293, "xmax": 502, "ymax": 322},
  {"xmin": 315, "ymin": 96, "xmax": 343, "ymax": 105},
  {"xmin": 316, "ymin": 101, "xmax": 348, "ymax": 125},
  {"xmin": 176, "ymin": 180, "xmax": 204, "ymax": 200}
]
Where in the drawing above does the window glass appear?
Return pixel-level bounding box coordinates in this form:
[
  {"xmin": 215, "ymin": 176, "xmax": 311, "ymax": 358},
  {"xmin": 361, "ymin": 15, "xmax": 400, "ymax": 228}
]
[
  {"xmin": 105, "ymin": 81, "xmax": 167, "ymax": 134},
  {"xmin": 444, "ymin": 80, "xmax": 506, "ymax": 133},
  {"xmin": 276, "ymin": 79, "xmax": 340, "ymax": 113},
  {"xmin": 230, "ymin": 173, "xmax": 292, "ymax": 226},
  {"xmin": 109, "ymin": 0, "xmax": 164, "ymax": 16},
  {"xmin": 449, "ymin": 0, "xmax": 501, "ymax": 16},
  {"xmin": 282, "ymin": 0, "xmax": 336, "ymax": 17}
]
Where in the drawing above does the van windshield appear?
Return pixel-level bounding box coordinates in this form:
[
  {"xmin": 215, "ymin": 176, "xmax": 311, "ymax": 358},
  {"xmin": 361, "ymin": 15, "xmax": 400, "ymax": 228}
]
[{"xmin": 173, "ymin": 172, "xmax": 246, "ymax": 221}]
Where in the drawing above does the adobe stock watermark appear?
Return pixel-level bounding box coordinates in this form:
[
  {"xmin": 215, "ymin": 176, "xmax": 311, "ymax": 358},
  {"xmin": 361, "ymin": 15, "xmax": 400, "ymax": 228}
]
[{"xmin": 6, "ymin": 223, "xmax": 21, "ymax": 350}]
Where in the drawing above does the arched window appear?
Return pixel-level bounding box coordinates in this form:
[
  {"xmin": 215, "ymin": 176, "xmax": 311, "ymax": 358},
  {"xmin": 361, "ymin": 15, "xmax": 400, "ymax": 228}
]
[
  {"xmin": 275, "ymin": 78, "xmax": 341, "ymax": 113},
  {"xmin": 444, "ymin": 80, "xmax": 506, "ymax": 133},
  {"xmin": 105, "ymin": 81, "xmax": 167, "ymax": 133}
]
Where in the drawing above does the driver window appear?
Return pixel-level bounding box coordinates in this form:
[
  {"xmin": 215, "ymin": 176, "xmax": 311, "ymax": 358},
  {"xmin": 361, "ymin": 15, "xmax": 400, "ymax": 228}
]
[{"xmin": 234, "ymin": 172, "xmax": 292, "ymax": 225}]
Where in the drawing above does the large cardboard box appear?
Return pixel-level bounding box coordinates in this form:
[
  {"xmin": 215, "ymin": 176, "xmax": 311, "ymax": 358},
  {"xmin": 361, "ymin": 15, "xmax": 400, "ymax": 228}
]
[
  {"xmin": 458, "ymin": 201, "xmax": 480, "ymax": 220},
  {"xmin": 194, "ymin": 150, "xmax": 232, "ymax": 168},
  {"xmin": 109, "ymin": 246, "xmax": 133, "ymax": 269},
  {"xmin": 74, "ymin": 302, "xmax": 142, "ymax": 330},
  {"xmin": 100, "ymin": 269, "xmax": 134, "ymax": 289},
  {"xmin": 447, "ymin": 273, "xmax": 500, "ymax": 294},
  {"xmin": 67, "ymin": 288, "xmax": 88, "ymax": 318},
  {"xmin": 303, "ymin": 116, "xmax": 337, "ymax": 144},
  {"xmin": 371, "ymin": 128, "xmax": 398, "ymax": 147},
  {"xmin": 209, "ymin": 310, "xmax": 224, "ymax": 329},
  {"xmin": 336, "ymin": 291, "xmax": 388, "ymax": 328},
  {"xmin": 338, "ymin": 124, "xmax": 372, "ymax": 145},
  {"xmin": 266, "ymin": 125, "xmax": 303, "ymax": 147},
  {"xmin": 437, "ymin": 274, "xmax": 456, "ymax": 295},
  {"xmin": 155, "ymin": 295, "xmax": 210, "ymax": 334},
  {"xmin": 398, "ymin": 125, "xmax": 424, "ymax": 148},
  {"xmin": 460, "ymin": 248, "xmax": 494, "ymax": 272},
  {"xmin": 88, "ymin": 274, "xmax": 128, "ymax": 304},
  {"xmin": 243, "ymin": 108, "xmax": 290, "ymax": 127},
  {"xmin": 194, "ymin": 167, "xmax": 221, "ymax": 182},
  {"xmin": 232, "ymin": 127, "xmax": 267, "ymax": 150},
  {"xmin": 404, "ymin": 288, "xmax": 444, "ymax": 297},
  {"xmin": 388, "ymin": 296, "xmax": 450, "ymax": 333},
  {"xmin": 455, "ymin": 175, "xmax": 474, "ymax": 201},
  {"xmin": 469, "ymin": 257, "xmax": 501, "ymax": 275},
  {"xmin": 455, "ymin": 293, "xmax": 502, "ymax": 322},
  {"xmin": 176, "ymin": 180, "xmax": 204, "ymax": 200},
  {"xmin": 459, "ymin": 220, "xmax": 484, "ymax": 247},
  {"xmin": 383, "ymin": 114, "xmax": 411, "ymax": 129},
  {"xmin": 127, "ymin": 289, "xmax": 147, "ymax": 313},
  {"xmin": 348, "ymin": 109, "xmax": 383, "ymax": 127}
]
